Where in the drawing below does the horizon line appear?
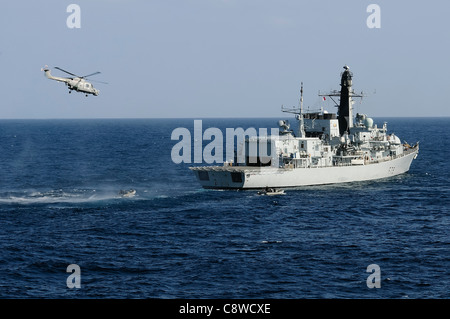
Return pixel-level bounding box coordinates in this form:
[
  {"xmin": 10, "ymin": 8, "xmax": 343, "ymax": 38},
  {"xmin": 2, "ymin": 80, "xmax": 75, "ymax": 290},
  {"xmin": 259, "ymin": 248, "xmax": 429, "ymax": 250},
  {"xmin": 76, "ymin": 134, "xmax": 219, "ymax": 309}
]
[{"xmin": 0, "ymin": 115, "xmax": 449, "ymax": 120}]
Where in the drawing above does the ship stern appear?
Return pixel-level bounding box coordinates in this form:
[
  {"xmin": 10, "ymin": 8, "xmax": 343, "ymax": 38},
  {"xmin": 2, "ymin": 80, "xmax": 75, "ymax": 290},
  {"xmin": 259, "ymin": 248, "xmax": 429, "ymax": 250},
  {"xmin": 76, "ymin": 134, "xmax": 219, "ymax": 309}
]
[{"xmin": 190, "ymin": 166, "xmax": 247, "ymax": 189}]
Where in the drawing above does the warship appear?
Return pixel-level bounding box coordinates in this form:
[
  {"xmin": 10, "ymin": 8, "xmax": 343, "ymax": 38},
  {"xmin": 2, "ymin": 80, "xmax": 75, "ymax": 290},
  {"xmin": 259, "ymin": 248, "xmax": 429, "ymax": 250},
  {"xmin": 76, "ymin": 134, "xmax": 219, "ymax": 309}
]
[{"xmin": 190, "ymin": 66, "xmax": 419, "ymax": 189}]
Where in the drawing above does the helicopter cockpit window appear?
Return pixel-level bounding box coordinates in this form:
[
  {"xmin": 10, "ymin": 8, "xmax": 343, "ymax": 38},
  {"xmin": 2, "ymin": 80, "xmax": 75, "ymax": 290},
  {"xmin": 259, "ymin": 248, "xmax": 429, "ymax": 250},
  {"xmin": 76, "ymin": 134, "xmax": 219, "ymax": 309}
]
[{"xmin": 85, "ymin": 83, "xmax": 90, "ymax": 88}]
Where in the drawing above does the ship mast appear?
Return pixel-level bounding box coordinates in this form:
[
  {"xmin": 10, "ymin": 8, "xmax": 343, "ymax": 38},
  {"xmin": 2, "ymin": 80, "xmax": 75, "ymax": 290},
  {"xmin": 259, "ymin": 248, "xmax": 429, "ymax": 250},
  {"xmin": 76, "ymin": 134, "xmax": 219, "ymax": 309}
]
[
  {"xmin": 299, "ymin": 82, "xmax": 305, "ymax": 138},
  {"xmin": 340, "ymin": 65, "xmax": 353, "ymax": 134},
  {"xmin": 280, "ymin": 82, "xmax": 306, "ymax": 138},
  {"xmin": 318, "ymin": 65, "xmax": 364, "ymax": 136}
]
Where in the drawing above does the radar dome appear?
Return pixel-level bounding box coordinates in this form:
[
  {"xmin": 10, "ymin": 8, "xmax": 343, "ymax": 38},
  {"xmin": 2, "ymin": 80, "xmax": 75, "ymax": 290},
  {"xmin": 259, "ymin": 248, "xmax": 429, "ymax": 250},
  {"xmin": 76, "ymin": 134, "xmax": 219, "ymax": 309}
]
[{"xmin": 364, "ymin": 117, "xmax": 373, "ymax": 128}]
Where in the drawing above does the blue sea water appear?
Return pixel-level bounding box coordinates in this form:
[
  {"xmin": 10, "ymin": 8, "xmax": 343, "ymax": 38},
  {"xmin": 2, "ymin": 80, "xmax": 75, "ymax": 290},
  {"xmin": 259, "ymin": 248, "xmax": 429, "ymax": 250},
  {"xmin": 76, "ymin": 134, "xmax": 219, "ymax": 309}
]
[{"xmin": 0, "ymin": 117, "xmax": 448, "ymax": 299}]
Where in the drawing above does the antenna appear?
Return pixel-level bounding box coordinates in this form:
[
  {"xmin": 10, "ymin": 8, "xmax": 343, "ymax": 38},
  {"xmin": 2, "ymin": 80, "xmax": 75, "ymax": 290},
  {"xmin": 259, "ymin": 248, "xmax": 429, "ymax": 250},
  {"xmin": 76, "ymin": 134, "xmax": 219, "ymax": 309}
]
[
  {"xmin": 299, "ymin": 82, "xmax": 305, "ymax": 138},
  {"xmin": 280, "ymin": 82, "xmax": 306, "ymax": 138}
]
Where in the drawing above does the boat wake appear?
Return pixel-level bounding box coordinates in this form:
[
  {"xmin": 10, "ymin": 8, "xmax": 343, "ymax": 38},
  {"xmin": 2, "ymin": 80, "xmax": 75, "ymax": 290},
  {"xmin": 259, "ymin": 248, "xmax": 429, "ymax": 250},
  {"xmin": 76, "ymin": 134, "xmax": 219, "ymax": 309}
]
[
  {"xmin": 0, "ymin": 189, "xmax": 136, "ymax": 205},
  {"xmin": 0, "ymin": 185, "xmax": 204, "ymax": 206}
]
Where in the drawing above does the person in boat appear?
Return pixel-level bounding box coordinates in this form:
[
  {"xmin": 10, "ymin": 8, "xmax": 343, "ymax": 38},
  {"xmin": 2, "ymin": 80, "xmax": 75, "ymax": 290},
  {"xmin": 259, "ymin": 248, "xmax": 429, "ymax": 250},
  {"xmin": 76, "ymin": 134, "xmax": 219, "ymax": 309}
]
[{"xmin": 119, "ymin": 189, "xmax": 136, "ymax": 196}]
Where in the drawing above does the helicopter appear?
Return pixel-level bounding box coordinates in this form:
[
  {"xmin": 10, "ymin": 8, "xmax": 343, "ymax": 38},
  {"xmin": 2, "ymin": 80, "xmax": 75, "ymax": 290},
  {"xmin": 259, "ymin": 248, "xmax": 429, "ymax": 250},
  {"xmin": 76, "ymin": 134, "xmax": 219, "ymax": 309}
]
[{"xmin": 41, "ymin": 66, "xmax": 106, "ymax": 96}]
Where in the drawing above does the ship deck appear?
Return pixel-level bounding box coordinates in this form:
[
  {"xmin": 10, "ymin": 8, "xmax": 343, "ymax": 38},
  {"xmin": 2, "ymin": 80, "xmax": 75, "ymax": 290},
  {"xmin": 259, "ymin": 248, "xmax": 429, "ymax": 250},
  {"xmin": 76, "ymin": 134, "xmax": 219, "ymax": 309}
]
[{"xmin": 189, "ymin": 145, "xmax": 418, "ymax": 172}]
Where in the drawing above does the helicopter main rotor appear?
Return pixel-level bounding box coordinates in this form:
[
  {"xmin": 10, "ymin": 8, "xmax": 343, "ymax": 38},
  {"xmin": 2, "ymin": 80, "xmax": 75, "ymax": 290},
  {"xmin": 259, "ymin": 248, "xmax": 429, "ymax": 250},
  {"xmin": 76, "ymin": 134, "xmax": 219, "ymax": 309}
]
[{"xmin": 54, "ymin": 67, "xmax": 101, "ymax": 79}]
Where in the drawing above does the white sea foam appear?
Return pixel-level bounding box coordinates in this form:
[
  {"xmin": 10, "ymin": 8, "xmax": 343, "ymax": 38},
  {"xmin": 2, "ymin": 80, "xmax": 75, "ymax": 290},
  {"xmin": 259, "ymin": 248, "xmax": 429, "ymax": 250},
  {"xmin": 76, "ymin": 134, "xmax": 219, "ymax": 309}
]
[
  {"xmin": 0, "ymin": 186, "xmax": 199, "ymax": 205},
  {"xmin": 0, "ymin": 189, "xmax": 128, "ymax": 205}
]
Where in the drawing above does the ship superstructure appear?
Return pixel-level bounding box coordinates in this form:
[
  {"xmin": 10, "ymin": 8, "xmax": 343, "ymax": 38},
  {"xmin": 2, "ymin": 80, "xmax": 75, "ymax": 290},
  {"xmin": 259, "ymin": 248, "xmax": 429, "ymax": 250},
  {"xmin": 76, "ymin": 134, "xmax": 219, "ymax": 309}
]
[{"xmin": 190, "ymin": 66, "xmax": 419, "ymax": 189}]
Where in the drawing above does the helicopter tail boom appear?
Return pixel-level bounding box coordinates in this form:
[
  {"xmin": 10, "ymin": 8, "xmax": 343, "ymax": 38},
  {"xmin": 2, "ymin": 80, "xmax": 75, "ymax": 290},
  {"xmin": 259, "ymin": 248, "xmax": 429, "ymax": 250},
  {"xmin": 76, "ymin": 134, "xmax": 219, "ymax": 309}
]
[{"xmin": 42, "ymin": 67, "xmax": 70, "ymax": 83}]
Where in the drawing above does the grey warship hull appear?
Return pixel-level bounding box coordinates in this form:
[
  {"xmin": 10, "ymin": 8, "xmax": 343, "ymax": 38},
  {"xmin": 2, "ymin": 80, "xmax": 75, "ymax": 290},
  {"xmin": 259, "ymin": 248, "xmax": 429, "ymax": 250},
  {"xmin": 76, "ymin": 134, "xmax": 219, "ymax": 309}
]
[{"xmin": 191, "ymin": 147, "xmax": 418, "ymax": 189}]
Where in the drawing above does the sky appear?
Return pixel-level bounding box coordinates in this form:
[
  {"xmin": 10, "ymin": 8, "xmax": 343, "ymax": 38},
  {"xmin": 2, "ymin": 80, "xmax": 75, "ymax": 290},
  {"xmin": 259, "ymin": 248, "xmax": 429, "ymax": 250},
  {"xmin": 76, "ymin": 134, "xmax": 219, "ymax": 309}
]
[{"xmin": 1, "ymin": 0, "xmax": 449, "ymax": 119}]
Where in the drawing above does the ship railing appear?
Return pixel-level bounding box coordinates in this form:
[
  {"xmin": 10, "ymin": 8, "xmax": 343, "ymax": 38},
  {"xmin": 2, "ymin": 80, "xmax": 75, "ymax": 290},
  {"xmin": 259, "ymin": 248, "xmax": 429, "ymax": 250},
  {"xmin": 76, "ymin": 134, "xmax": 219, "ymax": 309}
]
[
  {"xmin": 282, "ymin": 158, "xmax": 309, "ymax": 169},
  {"xmin": 333, "ymin": 162, "xmax": 353, "ymax": 167},
  {"xmin": 363, "ymin": 147, "xmax": 418, "ymax": 165}
]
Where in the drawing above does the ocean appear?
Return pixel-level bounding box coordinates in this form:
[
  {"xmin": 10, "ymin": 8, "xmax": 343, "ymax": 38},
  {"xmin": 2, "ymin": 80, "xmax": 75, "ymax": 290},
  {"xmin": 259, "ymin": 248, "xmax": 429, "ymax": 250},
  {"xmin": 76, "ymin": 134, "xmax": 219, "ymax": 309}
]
[{"xmin": 0, "ymin": 117, "xmax": 448, "ymax": 299}]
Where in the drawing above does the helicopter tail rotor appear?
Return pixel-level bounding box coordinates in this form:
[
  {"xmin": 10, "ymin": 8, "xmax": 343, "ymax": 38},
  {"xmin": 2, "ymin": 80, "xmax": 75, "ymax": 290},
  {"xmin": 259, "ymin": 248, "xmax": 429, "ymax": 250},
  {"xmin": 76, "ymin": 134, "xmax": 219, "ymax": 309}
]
[{"xmin": 41, "ymin": 65, "xmax": 53, "ymax": 79}]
